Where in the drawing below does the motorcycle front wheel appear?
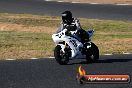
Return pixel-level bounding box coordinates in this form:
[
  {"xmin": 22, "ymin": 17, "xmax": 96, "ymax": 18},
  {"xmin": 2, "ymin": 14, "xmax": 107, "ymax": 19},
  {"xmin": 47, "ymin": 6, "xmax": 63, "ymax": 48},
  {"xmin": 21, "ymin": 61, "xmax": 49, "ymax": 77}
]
[
  {"xmin": 86, "ymin": 42, "xmax": 99, "ymax": 63},
  {"xmin": 54, "ymin": 45, "xmax": 69, "ymax": 65}
]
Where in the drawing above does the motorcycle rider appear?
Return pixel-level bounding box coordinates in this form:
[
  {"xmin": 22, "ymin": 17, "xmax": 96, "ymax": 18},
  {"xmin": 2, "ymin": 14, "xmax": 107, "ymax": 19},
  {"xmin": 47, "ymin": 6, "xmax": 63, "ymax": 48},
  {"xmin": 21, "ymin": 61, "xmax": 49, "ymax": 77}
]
[{"xmin": 57, "ymin": 10, "xmax": 89, "ymax": 43}]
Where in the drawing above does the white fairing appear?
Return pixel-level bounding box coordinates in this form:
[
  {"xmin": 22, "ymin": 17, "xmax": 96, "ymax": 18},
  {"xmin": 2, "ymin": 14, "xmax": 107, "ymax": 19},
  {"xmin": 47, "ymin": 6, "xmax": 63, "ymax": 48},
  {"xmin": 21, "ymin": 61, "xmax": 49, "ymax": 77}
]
[{"xmin": 52, "ymin": 29, "xmax": 94, "ymax": 59}]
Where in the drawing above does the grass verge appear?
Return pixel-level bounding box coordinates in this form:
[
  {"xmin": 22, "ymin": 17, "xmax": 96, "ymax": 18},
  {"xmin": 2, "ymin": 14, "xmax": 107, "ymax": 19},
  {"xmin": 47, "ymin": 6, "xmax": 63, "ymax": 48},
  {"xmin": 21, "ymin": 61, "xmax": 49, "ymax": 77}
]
[{"xmin": 0, "ymin": 13, "xmax": 132, "ymax": 59}]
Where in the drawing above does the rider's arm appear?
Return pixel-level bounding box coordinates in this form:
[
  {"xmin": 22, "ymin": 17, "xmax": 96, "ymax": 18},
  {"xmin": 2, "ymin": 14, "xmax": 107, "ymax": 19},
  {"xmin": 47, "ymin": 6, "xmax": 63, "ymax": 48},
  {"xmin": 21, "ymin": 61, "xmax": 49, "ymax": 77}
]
[{"xmin": 74, "ymin": 18, "xmax": 82, "ymax": 30}]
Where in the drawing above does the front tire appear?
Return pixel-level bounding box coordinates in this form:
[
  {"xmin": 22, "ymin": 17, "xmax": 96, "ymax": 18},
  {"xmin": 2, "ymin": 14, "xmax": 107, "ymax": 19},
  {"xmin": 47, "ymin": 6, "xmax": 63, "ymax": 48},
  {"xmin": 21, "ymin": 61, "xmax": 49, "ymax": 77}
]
[
  {"xmin": 54, "ymin": 45, "xmax": 69, "ymax": 65},
  {"xmin": 86, "ymin": 42, "xmax": 99, "ymax": 62}
]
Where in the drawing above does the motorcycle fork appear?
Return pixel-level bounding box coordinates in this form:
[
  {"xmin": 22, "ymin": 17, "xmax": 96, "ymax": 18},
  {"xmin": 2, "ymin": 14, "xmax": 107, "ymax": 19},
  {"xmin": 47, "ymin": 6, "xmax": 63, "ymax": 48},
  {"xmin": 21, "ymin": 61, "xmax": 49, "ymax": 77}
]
[{"xmin": 64, "ymin": 42, "xmax": 71, "ymax": 57}]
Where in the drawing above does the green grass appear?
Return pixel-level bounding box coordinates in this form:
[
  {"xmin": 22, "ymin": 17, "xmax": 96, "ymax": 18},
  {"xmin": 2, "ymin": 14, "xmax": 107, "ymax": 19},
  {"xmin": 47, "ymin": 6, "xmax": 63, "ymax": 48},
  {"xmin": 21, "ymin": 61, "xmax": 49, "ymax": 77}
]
[
  {"xmin": 80, "ymin": 19, "xmax": 132, "ymax": 32},
  {"xmin": 0, "ymin": 31, "xmax": 54, "ymax": 59},
  {"xmin": 0, "ymin": 31, "xmax": 52, "ymax": 50},
  {"xmin": 0, "ymin": 18, "xmax": 60, "ymax": 27},
  {"xmin": 0, "ymin": 13, "xmax": 132, "ymax": 59}
]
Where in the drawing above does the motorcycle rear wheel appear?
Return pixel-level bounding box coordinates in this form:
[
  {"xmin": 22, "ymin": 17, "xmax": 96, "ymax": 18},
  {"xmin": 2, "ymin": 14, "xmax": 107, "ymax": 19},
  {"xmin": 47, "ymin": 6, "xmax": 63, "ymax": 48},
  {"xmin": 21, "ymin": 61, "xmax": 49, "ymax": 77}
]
[{"xmin": 54, "ymin": 45, "xmax": 69, "ymax": 65}]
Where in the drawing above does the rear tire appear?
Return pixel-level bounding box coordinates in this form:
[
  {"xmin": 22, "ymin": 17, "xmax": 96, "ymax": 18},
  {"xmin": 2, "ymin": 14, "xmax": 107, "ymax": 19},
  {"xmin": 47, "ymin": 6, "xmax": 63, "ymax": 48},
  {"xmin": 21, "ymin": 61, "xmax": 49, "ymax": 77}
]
[
  {"xmin": 54, "ymin": 45, "xmax": 69, "ymax": 65},
  {"xmin": 86, "ymin": 42, "xmax": 99, "ymax": 63}
]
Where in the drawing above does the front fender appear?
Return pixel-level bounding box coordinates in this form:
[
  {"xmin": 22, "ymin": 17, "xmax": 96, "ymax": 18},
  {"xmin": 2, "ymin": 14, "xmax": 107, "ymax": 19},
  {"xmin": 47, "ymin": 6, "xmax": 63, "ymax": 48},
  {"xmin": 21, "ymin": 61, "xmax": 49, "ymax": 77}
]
[
  {"xmin": 87, "ymin": 30, "xmax": 94, "ymax": 38},
  {"xmin": 64, "ymin": 37, "xmax": 83, "ymax": 58}
]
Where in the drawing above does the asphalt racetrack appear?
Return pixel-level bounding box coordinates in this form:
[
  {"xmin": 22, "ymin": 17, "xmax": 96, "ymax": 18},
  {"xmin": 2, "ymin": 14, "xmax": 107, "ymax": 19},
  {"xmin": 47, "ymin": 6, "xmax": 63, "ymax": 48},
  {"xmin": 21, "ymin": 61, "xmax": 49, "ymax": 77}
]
[
  {"xmin": 0, "ymin": 54, "xmax": 132, "ymax": 88},
  {"xmin": 0, "ymin": 0, "xmax": 132, "ymax": 20},
  {"xmin": 0, "ymin": 0, "xmax": 132, "ymax": 88}
]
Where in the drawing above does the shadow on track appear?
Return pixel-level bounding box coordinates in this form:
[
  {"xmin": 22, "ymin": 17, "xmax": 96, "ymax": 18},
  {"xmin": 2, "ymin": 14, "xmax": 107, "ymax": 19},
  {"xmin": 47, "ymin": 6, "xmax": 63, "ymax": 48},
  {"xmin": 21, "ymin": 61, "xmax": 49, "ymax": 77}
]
[{"xmin": 67, "ymin": 58, "xmax": 132, "ymax": 65}]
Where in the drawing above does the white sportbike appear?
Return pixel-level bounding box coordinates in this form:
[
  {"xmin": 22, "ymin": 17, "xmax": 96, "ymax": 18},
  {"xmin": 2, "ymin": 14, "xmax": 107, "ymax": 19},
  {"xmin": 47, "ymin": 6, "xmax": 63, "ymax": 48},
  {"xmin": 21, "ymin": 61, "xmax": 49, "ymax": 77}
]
[{"xmin": 52, "ymin": 26, "xmax": 99, "ymax": 65}]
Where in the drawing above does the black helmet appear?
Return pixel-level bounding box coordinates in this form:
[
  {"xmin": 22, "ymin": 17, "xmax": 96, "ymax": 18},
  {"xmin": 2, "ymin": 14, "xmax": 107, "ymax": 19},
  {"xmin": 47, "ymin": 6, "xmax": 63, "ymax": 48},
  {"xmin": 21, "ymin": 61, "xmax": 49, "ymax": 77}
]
[{"xmin": 62, "ymin": 11, "xmax": 73, "ymax": 24}]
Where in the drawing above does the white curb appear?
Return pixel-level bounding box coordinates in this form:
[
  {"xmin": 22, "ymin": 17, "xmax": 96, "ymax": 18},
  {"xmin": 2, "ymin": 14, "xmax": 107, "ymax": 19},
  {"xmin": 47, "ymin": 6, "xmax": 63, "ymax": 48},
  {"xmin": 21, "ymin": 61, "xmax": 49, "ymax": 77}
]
[
  {"xmin": 123, "ymin": 52, "xmax": 131, "ymax": 54},
  {"xmin": 6, "ymin": 59, "xmax": 16, "ymax": 60},
  {"xmin": 45, "ymin": 0, "xmax": 53, "ymax": 1},
  {"xmin": 90, "ymin": 3, "xmax": 99, "ymax": 5},
  {"xmin": 104, "ymin": 54, "xmax": 113, "ymax": 55},
  {"xmin": 30, "ymin": 58, "xmax": 39, "ymax": 59},
  {"xmin": 57, "ymin": 1, "xmax": 64, "ymax": 2},
  {"xmin": 49, "ymin": 57, "xmax": 55, "ymax": 59},
  {"xmin": 71, "ymin": 2, "xmax": 81, "ymax": 3},
  {"xmin": 116, "ymin": 4, "xmax": 131, "ymax": 6}
]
